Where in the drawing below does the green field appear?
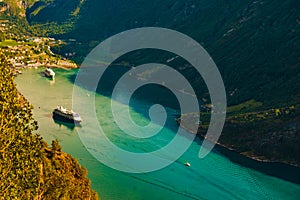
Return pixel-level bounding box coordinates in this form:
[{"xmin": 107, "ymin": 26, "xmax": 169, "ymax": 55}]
[{"xmin": 0, "ymin": 39, "xmax": 19, "ymax": 47}]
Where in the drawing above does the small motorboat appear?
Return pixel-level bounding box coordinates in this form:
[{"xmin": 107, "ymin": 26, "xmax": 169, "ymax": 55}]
[
  {"xmin": 184, "ymin": 162, "xmax": 191, "ymax": 167},
  {"xmin": 52, "ymin": 106, "xmax": 82, "ymax": 124},
  {"xmin": 44, "ymin": 67, "xmax": 55, "ymax": 79}
]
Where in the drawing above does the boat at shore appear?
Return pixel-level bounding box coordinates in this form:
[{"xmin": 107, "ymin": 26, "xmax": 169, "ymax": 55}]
[
  {"xmin": 52, "ymin": 106, "xmax": 82, "ymax": 123},
  {"xmin": 44, "ymin": 67, "xmax": 55, "ymax": 79}
]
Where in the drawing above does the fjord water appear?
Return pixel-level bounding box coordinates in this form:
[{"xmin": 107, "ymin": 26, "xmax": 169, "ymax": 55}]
[{"xmin": 16, "ymin": 68, "xmax": 300, "ymax": 200}]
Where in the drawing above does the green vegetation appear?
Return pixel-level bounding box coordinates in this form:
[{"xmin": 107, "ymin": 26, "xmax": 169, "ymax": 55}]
[
  {"xmin": 220, "ymin": 104, "xmax": 300, "ymax": 165},
  {"xmin": 26, "ymin": 0, "xmax": 81, "ymax": 36},
  {"xmin": 227, "ymin": 99, "xmax": 263, "ymax": 114},
  {"xmin": 1, "ymin": 0, "xmax": 37, "ymax": 16},
  {"xmin": 0, "ymin": 14, "xmax": 78, "ymax": 72},
  {"xmin": 30, "ymin": 5, "xmax": 47, "ymax": 17},
  {"xmin": 180, "ymin": 100, "xmax": 300, "ymax": 165},
  {"xmin": 0, "ymin": 52, "xmax": 98, "ymax": 199},
  {"xmin": 0, "ymin": 39, "xmax": 18, "ymax": 46},
  {"xmin": 0, "ymin": 31, "xmax": 4, "ymax": 42},
  {"xmin": 25, "ymin": 0, "xmax": 300, "ymax": 107}
]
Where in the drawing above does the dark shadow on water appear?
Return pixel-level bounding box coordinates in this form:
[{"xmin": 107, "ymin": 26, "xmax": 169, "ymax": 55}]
[
  {"xmin": 53, "ymin": 118, "xmax": 82, "ymax": 131},
  {"xmin": 66, "ymin": 65, "xmax": 194, "ymax": 152},
  {"xmin": 66, "ymin": 65, "xmax": 183, "ymax": 132},
  {"xmin": 39, "ymin": 71, "xmax": 46, "ymax": 77},
  {"xmin": 194, "ymin": 137, "xmax": 300, "ymax": 185},
  {"xmin": 66, "ymin": 66, "xmax": 300, "ymax": 185}
]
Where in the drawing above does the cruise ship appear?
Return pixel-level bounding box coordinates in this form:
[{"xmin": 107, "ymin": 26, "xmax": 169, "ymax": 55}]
[{"xmin": 52, "ymin": 106, "xmax": 82, "ymax": 123}]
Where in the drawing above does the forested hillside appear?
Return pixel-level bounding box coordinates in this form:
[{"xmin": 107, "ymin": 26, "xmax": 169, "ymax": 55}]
[
  {"xmin": 25, "ymin": 0, "xmax": 300, "ymax": 107},
  {"xmin": 0, "ymin": 52, "xmax": 98, "ymax": 199}
]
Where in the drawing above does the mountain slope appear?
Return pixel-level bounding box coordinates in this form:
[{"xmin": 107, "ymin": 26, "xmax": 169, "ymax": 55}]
[
  {"xmin": 0, "ymin": 50, "xmax": 98, "ymax": 199},
  {"xmin": 27, "ymin": 0, "xmax": 300, "ymax": 107}
]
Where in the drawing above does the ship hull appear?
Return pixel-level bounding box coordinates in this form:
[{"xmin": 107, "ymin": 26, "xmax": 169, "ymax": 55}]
[
  {"xmin": 52, "ymin": 109, "xmax": 81, "ymax": 124},
  {"xmin": 44, "ymin": 73, "xmax": 54, "ymax": 79}
]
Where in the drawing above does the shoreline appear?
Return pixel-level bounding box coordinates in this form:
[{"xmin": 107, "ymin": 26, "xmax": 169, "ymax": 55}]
[
  {"xmin": 12, "ymin": 63, "xmax": 78, "ymax": 75},
  {"xmin": 178, "ymin": 119, "xmax": 300, "ymax": 185},
  {"xmin": 21, "ymin": 63, "xmax": 78, "ymax": 70},
  {"xmin": 214, "ymin": 142, "xmax": 300, "ymax": 185}
]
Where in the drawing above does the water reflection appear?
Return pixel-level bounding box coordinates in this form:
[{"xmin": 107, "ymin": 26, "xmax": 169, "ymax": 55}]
[
  {"xmin": 39, "ymin": 71, "xmax": 46, "ymax": 77},
  {"xmin": 53, "ymin": 118, "xmax": 82, "ymax": 130},
  {"xmin": 49, "ymin": 78, "xmax": 55, "ymax": 85}
]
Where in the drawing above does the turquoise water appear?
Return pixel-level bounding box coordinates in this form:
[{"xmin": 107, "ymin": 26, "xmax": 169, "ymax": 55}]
[{"xmin": 16, "ymin": 68, "xmax": 300, "ymax": 200}]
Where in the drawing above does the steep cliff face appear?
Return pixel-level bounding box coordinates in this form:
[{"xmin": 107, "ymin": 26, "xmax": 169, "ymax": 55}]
[
  {"xmin": 26, "ymin": 0, "xmax": 300, "ymax": 106},
  {"xmin": 1, "ymin": 0, "xmax": 38, "ymax": 16}
]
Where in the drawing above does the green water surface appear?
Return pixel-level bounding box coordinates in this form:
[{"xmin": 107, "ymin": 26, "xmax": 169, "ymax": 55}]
[{"xmin": 16, "ymin": 68, "xmax": 300, "ymax": 200}]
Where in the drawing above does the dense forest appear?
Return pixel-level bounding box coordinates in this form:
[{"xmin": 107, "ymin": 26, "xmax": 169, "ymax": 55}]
[{"xmin": 0, "ymin": 51, "xmax": 98, "ymax": 199}]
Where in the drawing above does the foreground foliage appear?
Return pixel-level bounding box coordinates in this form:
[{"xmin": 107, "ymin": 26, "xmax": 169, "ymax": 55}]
[{"xmin": 0, "ymin": 52, "xmax": 98, "ymax": 199}]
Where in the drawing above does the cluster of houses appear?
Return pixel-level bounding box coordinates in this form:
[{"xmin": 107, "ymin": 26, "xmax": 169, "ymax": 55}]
[
  {"xmin": 2, "ymin": 37, "xmax": 77, "ymax": 72},
  {"xmin": 0, "ymin": 18, "xmax": 78, "ymax": 72}
]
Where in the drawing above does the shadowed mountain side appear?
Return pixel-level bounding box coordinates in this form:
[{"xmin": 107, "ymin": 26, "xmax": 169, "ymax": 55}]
[{"xmin": 26, "ymin": 0, "xmax": 300, "ymax": 107}]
